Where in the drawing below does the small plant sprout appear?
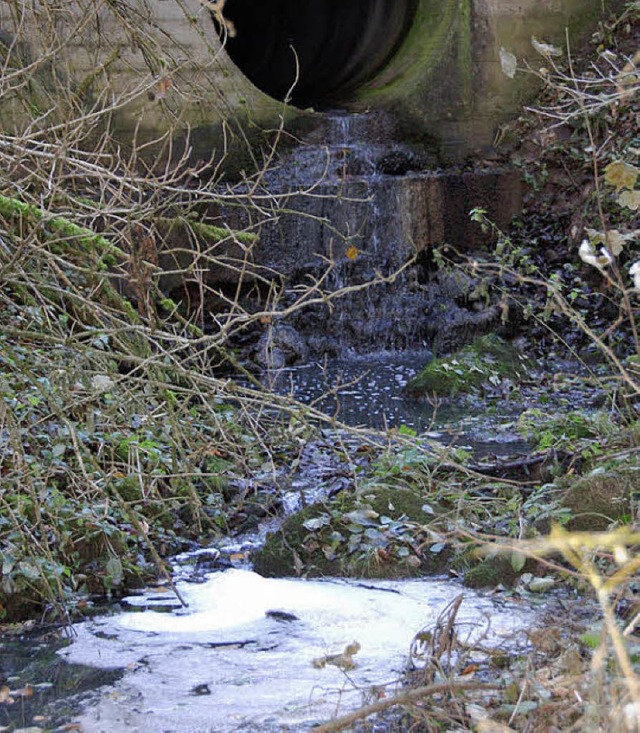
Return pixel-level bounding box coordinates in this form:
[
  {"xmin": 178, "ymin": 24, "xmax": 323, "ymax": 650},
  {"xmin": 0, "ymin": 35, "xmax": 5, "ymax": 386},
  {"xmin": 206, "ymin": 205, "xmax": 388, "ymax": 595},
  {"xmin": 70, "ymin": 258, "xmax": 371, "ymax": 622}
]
[
  {"xmin": 578, "ymin": 239, "xmax": 613, "ymax": 269},
  {"xmin": 629, "ymin": 261, "xmax": 640, "ymax": 292}
]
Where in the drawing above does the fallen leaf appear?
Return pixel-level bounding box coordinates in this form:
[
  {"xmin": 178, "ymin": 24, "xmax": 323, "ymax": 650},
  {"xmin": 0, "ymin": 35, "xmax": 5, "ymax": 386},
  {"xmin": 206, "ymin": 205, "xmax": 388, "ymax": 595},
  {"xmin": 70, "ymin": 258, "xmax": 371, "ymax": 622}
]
[
  {"xmin": 229, "ymin": 552, "xmax": 248, "ymax": 562},
  {"xmin": 619, "ymin": 190, "xmax": 640, "ymax": 211},
  {"xmin": 500, "ymin": 47, "xmax": 517, "ymax": 79},
  {"xmin": 531, "ymin": 37, "xmax": 563, "ymax": 57},
  {"xmin": 345, "ymin": 245, "xmax": 360, "ymax": 260},
  {"xmin": 604, "ymin": 160, "xmax": 639, "ymax": 191},
  {"xmin": 460, "ymin": 663, "xmax": 478, "ymax": 675},
  {"xmin": 605, "ymin": 229, "xmax": 629, "ymax": 256}
]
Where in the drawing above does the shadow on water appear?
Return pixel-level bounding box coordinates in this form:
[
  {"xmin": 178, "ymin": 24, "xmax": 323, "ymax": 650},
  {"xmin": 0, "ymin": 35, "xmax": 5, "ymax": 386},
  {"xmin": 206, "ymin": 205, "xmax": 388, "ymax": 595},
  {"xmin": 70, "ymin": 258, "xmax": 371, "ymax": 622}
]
[{"xmin": 0, "ymin": 631, "xmax": 123, "ymax": 731}]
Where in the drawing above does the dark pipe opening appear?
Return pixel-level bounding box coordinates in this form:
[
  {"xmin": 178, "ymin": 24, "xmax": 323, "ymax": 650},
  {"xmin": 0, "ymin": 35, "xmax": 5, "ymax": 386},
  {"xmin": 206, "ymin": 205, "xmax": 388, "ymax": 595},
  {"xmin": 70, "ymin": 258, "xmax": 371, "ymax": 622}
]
[{"xmin": 213, "ymin": 1, "xmax": 418, "ymax": 108}]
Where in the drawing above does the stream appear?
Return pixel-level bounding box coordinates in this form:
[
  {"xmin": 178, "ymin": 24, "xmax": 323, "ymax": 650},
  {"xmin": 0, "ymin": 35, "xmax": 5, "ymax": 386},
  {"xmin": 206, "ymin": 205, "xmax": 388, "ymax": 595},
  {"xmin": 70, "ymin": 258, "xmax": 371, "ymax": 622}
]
[
  {"xmin": 56, "ymin": 569, "xmax": 534, "ymax": 733},
  {"xmin": 259, "ymin": 353, "xmax": 532, "ymax": 455},
  {"xmin": 0, "ymin": 113, "xmax": 587, "ymax": 732},
  {"xmin": 0, "ymin": 353, "xmax": 549, "ymax": 733},
  {"xmin": 2, "ymin": 340, "xmax": 605, "ymax": 733}
]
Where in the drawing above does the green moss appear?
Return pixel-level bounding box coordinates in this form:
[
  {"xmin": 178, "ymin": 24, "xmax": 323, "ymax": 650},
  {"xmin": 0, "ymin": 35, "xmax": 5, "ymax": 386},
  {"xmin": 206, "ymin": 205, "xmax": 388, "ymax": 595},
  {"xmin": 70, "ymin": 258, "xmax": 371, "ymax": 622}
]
[
  {"xmin": 560, "ymin": 465, "xmax": 639, "ymax": 531},
  {"xmin": 0, "ymin": 194, "xmax": 116, "ymax": 255},
  {"xmin": 252, "ymin": 486, "xmax": 449, "ymax": 579},
  {"xmin": 356, "ymin": 0, "xmax": 460, "ymax": 102},
  {"xmin": 406, "ymin": 335, "xmax": 530, "ymax": 398},
  {"xmin": 157, "ymin": 216, "xmax": 257, "ymax": 245},
  {"xmin": 112, "ymin": 477, "xmax": 143, "ymax": 503},
  {"xmin": 464, "ymin": 556, "xmax": 520, "ymax": 589}
]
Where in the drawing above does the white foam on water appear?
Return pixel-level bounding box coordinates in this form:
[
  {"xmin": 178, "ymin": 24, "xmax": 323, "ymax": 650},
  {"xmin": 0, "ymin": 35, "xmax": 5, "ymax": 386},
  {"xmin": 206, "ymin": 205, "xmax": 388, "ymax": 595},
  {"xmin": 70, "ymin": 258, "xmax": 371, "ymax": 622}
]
[{"xmin": 61, "ymin": 570, "xmax": 532, "ymax": 733}]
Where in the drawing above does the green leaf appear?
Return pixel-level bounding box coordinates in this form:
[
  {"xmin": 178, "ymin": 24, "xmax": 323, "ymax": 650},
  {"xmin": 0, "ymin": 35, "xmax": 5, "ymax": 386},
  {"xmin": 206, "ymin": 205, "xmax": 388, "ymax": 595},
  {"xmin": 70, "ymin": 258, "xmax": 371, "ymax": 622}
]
[
  {"xmin": 17, "ymin": 560, "xmax": 41, "ymax": 580},
  {"xmin": 302, "ymin": 515, "xmax": 331, "ymax": 531},
  {"xmin": 52, "ymin": 443, "xmax": 66, "ymax": 458}
]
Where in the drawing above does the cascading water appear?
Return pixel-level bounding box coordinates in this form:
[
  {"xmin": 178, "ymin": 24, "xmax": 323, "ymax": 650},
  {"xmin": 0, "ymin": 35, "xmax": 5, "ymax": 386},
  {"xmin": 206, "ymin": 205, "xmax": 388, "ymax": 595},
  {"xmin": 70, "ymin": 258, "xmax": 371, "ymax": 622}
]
[
  {"xmin": 201, "ymin": 109, "xmax": 526, "ymax": 435},
  {"xmin": 213, "ymin": 109, "xmax": 522, "ymax": 363}
]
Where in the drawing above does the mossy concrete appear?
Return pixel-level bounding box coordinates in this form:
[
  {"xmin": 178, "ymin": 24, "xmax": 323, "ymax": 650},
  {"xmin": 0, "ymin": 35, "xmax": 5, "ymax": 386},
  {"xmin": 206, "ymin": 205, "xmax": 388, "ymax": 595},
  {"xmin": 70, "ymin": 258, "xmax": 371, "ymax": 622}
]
[{"xmin": 0, "ymin": 0, "xmax": 614, "ymax": 160}]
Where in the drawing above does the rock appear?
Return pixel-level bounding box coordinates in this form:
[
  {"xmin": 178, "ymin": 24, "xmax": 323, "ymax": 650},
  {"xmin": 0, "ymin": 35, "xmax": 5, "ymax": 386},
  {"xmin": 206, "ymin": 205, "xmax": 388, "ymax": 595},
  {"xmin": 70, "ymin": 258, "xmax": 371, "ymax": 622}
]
[
  {"xmin": 463, "ymin": 556, "xmax": 522, "ymax": 589},
  {"xmin": 254, "ymin": 323, "xmax": 309, "ymax": 369},
  {"xmin": 376, "ymin": 150, "xmax": 419, "ymax": 176},
  {"xmin": 405, "ymin": 335, "xmax": 531, "ymax": 398},
  {"xmin": 560, "ymin": 465, "xmax": 639, "ymax": 531},
  {"xmin": 252, "ymin": 486, "xmax": 449, "ymax": 579}
]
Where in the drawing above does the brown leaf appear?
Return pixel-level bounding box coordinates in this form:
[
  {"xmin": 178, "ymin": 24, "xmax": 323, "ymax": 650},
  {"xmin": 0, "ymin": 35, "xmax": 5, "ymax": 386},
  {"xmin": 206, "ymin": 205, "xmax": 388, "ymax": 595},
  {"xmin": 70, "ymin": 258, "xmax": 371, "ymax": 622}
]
[{"xmin": 460, "ymin": 663, "xmax": 479, "ymax": 675}]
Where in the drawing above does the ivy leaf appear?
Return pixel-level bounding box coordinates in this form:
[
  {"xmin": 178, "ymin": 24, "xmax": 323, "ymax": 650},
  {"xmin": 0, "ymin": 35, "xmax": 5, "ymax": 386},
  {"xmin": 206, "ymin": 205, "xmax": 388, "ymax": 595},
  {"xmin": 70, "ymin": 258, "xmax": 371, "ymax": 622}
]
[
  {"xmin": 303, "ymin": 514, "xmax": 331, "ymax": 531},
  {"xmin": 343, "ymin": 509, "xmax": 379, "ymax": 526},
  {"xmin": 17, "ymin": 560, "xmax": 41, "ymax": 580},
  {"xmin": 52, "ymin": 443, "xmax": 67, "ymax": 458},
  {"xmin": 604, "ymin": 161, "xmax": 639, "ymax": 192}
]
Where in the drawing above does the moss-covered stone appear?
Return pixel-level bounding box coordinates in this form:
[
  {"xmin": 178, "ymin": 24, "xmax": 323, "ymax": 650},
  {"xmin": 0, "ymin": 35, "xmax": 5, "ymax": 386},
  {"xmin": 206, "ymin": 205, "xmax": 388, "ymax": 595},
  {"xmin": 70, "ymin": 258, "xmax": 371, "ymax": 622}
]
[
  {"xmin": 463, "ymin": 556, "xmax": 521, "ymax": 589},
  {"xmin": 405, "ymin": 335, "xmax": 530, "ymax": 398},
  {"xmin": 560, "ymin": 465, "xmax": 639, "ymax": 531},
  {"xmin": 252, "ymin": 486, "xmax": 450, "ymax": 579}
]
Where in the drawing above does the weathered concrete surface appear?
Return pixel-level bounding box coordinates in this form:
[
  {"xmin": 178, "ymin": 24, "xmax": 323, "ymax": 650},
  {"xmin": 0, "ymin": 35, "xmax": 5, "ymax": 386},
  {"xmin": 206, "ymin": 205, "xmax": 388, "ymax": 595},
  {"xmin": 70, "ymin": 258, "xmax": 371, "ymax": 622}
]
[
  {"xmin": 0, "ymin": 0, "xmax": 281, "ymax": 139},
  {"xmin": 360, "ymin": 0, "xmax": 608, "ymax": 156},
  {"xmin": 0, "ymin": 0, "xmax": 612, "ymax": 156}
]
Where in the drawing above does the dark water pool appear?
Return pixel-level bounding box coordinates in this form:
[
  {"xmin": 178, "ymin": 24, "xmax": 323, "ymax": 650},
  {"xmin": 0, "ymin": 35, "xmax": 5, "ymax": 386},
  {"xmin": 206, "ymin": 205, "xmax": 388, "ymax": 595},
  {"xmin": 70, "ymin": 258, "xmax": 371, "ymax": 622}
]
[
  {"xmin": 258, "ymin": 354, "xmax": 531, "ymax": 456},
  {"xmin": 0, "ymin": 630, "xmax": 123, "ymax": 731}
]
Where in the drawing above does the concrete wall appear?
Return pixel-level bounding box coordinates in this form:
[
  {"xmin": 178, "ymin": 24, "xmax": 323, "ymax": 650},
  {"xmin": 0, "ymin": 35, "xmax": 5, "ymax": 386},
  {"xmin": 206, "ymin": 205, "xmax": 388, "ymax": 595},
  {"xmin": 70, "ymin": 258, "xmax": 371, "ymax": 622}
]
[
  {"xmin": 352, "ymin": 0, "xmax": 607, "ymax": 155},
  {"xmin": 0, "ymin": 0, "xmax": 613, "ymax": 159}
]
